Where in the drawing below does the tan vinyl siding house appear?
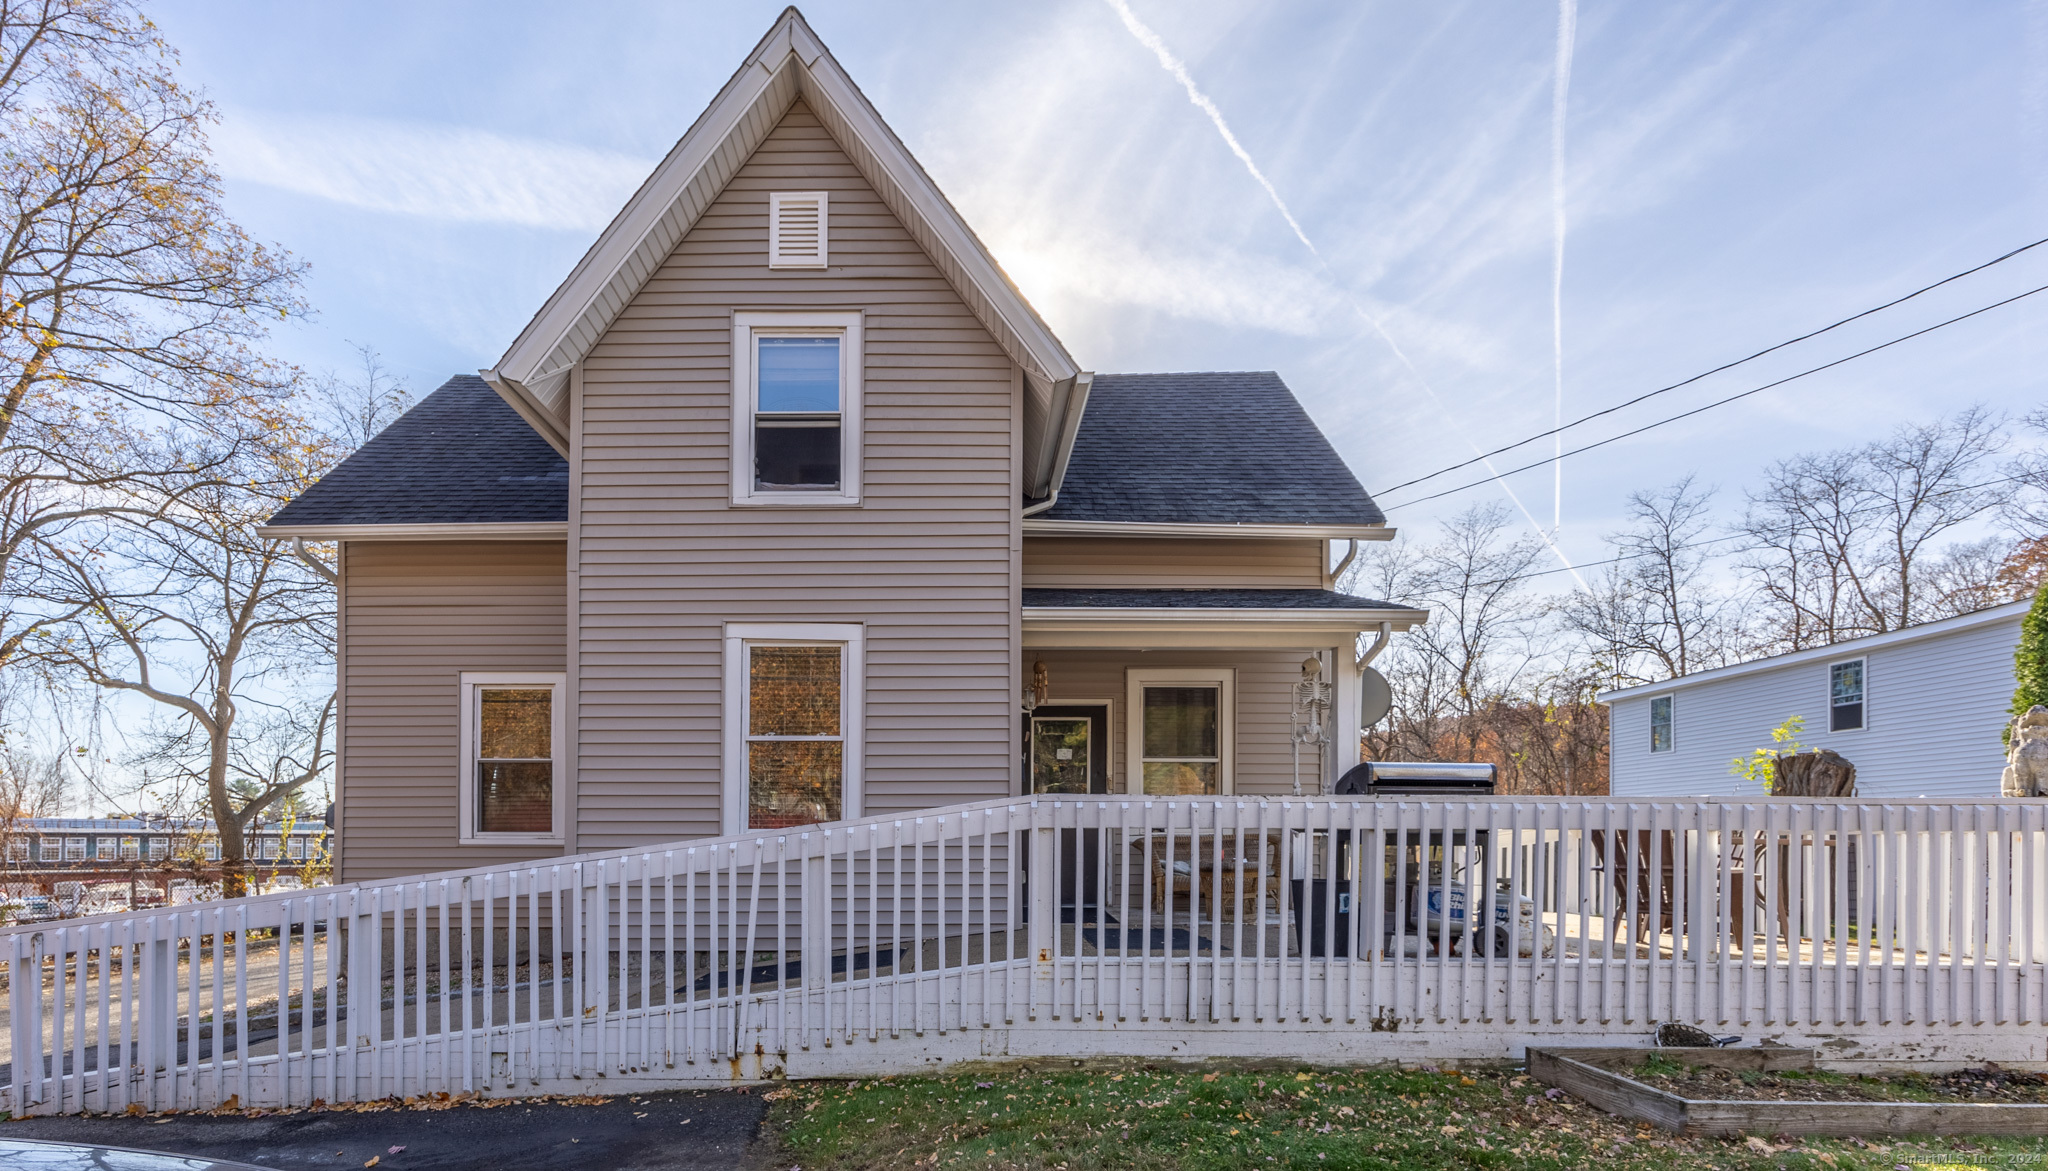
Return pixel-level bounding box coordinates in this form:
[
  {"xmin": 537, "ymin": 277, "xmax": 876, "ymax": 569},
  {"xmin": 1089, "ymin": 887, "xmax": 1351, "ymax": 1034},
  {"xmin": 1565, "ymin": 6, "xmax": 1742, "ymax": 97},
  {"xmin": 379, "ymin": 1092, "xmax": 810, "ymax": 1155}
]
[
  {"xmin": 260, "ymin": 10, "xmax": 1427, "ymax": 883},
  {"xmin": 574, "ymin": 99, "xmax": 1019, "ymax": 850}
]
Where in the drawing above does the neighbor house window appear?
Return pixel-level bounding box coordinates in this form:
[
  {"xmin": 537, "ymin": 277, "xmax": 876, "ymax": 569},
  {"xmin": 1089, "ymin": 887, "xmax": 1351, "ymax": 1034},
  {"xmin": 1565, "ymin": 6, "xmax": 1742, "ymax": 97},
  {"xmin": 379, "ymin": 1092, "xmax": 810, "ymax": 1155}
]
[
  {"xmin": 1830, "ymin": 659, "xmax": 1865, "ymax": 732},
  {"xmin": 731, "ymin": 312, "xmax": 863, "ymax": 506},
  {"xmin": 39, "ymin": 840, "xmax": 58, "ymax": 862},
  {"xmin": 119, "ymin": 837, "xmax": 139, "ymax": 860},
  {"xmin": 723, "ymin": 624, "xmax": 864, "ymax": 835},
  {"xmin": 204, "ymin": 839, "xmax": 220, "ymax": 861},
  {"xmin": 95, "ymin": 838, "xmax": 115, "ymax": 861},
  {"xmin": 1649, "ymin": 696, "xmax": 1675, "ymax": 753},
  {"xmin": 64, "ymin": 838, "xmax": 85, "ymax": 861},
  {"xmin": 6, "ymin": 840, "xmax": 25, "ymax": 862},
  {"xmin": 459, "ymin": 672, "xmax": 567, "ymax": 844},
  {"xmin": 1126, "ymin": 669, "xmax": 1235, "ymax": 796},
  {"xmin": 288, "ymin": 837, "xmax": 306, "ymax": 860},
  {"xmin": 148, "ymin": 838, "xmax": 167, "ymax": 861}
]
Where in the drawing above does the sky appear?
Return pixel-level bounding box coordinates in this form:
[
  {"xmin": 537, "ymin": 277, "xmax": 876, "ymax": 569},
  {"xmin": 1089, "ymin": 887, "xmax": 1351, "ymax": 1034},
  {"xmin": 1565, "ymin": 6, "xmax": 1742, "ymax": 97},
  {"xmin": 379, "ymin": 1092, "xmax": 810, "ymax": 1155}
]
[{"xmin": 152, "ymin": 0, "xmax": 2048, "ymax": 569}]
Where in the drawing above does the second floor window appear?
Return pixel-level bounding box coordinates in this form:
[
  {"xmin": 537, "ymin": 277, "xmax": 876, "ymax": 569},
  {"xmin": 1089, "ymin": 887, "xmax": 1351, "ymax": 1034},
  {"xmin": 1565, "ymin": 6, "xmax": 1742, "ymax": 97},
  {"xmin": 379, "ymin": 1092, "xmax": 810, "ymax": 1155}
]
[
  {"xmin": 95, "ymin": 838, "xmax": 115, "ymax": 861},
  {"xmin": 40, "ymin": 841, "xmax": 58, "ymax": 862},
  {"xmin": 149, "ymin": 838, "xmax": 167, "ymax": 860},
  {"xmin": 6, "ymin": 840, "xmax": 25, "ymax": 862},
  {"xmin": 1650, "ymin": 696, "xmax": 1675, "ymax": 753},
  {"xmin": 120, "ymin": 838, "xmax": 139, "ymax": 860},
  {"xmin": 732, "ymin": 313, "xmax": 862, "ymax": 506}
]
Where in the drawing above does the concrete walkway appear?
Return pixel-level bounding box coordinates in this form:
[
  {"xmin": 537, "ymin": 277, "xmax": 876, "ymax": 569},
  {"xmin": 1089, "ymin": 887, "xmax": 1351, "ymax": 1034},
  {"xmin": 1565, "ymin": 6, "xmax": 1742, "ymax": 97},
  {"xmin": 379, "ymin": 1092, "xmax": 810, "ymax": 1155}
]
[{"xmin": 0, "ymin": 1088, "xmax": 766, "ymax": 1170}]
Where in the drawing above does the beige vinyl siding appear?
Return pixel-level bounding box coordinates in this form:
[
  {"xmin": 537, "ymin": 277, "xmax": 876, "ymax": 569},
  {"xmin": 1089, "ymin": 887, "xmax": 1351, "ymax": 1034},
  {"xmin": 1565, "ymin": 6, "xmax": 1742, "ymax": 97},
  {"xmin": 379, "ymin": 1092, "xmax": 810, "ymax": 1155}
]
[
  {"xmin": 1023, "ymin": 536, "xmax": 1324, "ymax": 589},
  {"xmin": 576, "ymin": 99, "xmax": 1016, "ymax": 847},
  {"xmin": 339, "ymin": 541, "xmax": 567, "ymax": 882},
  {"xmin": 1029, "ymin": 650, "xmax": 1324, "ymax": 796}
]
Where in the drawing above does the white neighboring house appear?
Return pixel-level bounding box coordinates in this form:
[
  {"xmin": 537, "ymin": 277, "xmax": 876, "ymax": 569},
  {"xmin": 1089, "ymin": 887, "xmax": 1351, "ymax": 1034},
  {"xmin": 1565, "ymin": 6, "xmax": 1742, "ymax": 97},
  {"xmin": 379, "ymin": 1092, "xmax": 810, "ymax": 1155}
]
[{"xmin": 1598, "ymin": 598, "xmax": 2030, "ymax": 800}]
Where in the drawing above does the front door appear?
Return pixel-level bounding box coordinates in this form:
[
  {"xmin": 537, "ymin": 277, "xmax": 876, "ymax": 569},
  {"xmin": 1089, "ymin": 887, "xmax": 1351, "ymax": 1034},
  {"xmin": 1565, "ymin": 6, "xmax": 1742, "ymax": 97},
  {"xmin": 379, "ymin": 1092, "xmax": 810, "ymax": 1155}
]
[{"xmin": 1027, "ymin": 705, "xmax": 1109, "ymax": 912}]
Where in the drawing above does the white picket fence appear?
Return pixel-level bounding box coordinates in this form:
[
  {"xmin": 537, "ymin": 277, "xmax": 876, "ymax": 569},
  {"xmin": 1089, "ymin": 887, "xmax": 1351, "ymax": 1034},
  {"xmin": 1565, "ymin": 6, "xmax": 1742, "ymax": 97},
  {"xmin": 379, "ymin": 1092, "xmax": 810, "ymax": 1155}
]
[{"xmin": 4, "ymin": 795, "xmax": 2046, "ymax": 1115}]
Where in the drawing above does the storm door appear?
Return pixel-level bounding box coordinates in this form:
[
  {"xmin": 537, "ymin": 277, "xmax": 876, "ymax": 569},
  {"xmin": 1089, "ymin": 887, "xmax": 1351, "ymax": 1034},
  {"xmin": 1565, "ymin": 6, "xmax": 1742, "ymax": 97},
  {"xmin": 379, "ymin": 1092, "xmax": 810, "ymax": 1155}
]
[{"xmin": 1026, "ymin": 705, "xmax": 1109, "ymax": 913}]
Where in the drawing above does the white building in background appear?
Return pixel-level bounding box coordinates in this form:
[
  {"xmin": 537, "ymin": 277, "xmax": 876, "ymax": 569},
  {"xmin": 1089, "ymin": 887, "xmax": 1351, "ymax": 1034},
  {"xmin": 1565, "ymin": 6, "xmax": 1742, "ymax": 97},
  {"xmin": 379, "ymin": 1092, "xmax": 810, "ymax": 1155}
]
[{"xmin": 1598, "ymin": 599, "xmax": 2029, "ymax": 801}]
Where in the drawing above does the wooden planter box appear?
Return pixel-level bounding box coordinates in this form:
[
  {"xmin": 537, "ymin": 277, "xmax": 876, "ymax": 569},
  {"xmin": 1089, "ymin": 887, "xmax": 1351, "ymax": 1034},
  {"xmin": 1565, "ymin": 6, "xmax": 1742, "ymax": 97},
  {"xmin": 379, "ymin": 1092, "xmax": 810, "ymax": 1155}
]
[{"xmin": 1528, "ymin": 1048, "xmax": 2048, "ymax": 1137}]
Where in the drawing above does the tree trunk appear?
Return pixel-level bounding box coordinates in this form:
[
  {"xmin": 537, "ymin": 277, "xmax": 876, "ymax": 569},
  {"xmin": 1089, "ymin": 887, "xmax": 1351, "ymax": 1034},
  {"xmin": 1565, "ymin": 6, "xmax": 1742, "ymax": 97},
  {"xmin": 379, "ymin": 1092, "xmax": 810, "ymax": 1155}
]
[{"xmin": 1768, "ymin": 749, "xmax": 1857, "ymax": 798}]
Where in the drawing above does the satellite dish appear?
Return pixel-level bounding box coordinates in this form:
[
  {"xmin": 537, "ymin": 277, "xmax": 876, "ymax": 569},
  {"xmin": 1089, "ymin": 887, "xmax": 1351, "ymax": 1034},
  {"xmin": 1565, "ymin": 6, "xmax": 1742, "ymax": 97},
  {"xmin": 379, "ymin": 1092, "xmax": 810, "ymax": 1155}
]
[{"xmin": 1360, "ymin": 666, "xmax": 1393, "ymax": 728}]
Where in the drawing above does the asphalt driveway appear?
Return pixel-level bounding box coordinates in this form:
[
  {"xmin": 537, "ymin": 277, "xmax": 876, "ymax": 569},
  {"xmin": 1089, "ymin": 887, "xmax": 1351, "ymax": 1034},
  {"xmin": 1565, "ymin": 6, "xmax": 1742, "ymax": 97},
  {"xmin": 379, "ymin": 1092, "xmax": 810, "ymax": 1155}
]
[{"xmin": 1, "ymin": 1089, "xmax": 767, "ymax": 1170}]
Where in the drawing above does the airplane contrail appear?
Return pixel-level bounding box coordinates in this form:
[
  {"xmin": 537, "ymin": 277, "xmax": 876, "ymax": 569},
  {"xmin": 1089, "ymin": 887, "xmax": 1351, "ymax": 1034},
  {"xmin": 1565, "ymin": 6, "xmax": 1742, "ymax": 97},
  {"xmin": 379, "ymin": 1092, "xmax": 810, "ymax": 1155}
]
[
  {"xmin": 1551, "ymin": 0, "xmax": 1578, "ymax": 536},
  {"xmin": 1103, "ymin": 0, "xmax": 1587, "ymax": 587}
]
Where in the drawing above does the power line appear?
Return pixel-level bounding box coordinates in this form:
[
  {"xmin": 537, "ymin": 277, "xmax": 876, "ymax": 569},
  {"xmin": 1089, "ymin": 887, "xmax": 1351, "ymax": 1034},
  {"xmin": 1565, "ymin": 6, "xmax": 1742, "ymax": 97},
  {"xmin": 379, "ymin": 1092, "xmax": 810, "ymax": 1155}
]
[
  {"xmin": 1378, "ymin": 280, "xmax": 2048, "ymax": 511},
  {"xmin": 1362, "ymin": 472, "xmax": 2030, "ymax": 596},
  {"xmin": 1375, "ymin": 235, "xmax": 2048, "ymax": 498}
]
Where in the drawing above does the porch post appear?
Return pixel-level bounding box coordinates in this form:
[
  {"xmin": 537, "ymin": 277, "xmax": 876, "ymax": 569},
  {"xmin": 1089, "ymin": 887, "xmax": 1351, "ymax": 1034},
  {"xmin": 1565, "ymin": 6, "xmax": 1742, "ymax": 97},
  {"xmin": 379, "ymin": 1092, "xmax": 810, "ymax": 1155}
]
[
  {"xmin": 1334, "ymin": 643, "xmax": 1362, "ymax": 780},
  {"xmin": 1027, "ymin": 802, "xmax": 1055, "ymax": 1021}
]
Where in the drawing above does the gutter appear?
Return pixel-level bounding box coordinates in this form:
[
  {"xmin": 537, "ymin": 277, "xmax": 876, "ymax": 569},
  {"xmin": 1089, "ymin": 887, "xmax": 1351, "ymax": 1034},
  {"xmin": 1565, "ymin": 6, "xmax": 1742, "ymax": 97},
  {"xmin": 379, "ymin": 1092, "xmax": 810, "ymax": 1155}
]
[{"xmin": 291, "ymin": 538, "xmax": 338, "ymax": 586}]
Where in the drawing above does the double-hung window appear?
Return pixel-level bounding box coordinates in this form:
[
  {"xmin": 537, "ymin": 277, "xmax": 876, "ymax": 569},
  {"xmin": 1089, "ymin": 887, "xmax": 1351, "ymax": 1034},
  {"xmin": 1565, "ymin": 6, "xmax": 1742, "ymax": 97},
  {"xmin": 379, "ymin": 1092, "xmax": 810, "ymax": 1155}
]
[
  {"xmin": 95, "ymin": 838, "xmax": 115, "ymax": 861},
  {"xmin": 148, "ymin": 838, "xmax": 168, "ymax": 861},
  {"xmin": 1830, "ymin": 659, "xmax": 1865, "ymax": 732},
  {"xmin": 459, "ymin": 672, "xmax": 567, "ymax": 845},
  {"xmin": 1649, "ymin": 695, "xmax": 1675, "ymax": 753},
  {"xmin": 39, "ymin": 840, "xmax": 58, "ymax": 862},
  {"xmin": 1126, "ymin": 668, "xmax": 1234, "ymax": 796},
  {"xmin": 732, "ymin": 312, "xmax": 863, "ymax": 505},
  {"xmin": 723, "ymin": 624, "xmax": 864, "ymax": 834}
]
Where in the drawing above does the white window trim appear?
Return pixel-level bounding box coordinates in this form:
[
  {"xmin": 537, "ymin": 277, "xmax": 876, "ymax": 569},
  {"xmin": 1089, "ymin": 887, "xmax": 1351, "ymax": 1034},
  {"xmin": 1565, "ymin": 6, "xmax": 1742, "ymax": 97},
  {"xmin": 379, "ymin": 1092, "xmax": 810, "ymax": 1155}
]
[
  {"xmin": 722, "ymin": 622, "xmax": 865, "ymax": 836},
  {"xmin": 1648, "ymin": 694, "xmax": 1676, "ymax": 754},
  {"xmin": 767, "ymin": 190, "xmax": 829, "ymax": 269},
  {"xmin": 731, "ymin": 311, "xmax": 864, "ymax": 507},
  {"xmin": 1829, "ymin": 656, "xmax": 1867, "ymax": 733},
  {"xmin": 458, "ymin": 671, "xmax": 568, "ymax": 846},
  {"xmin": 1124, "ymin": 668, "xmax": 1236, "ymax": 796}
]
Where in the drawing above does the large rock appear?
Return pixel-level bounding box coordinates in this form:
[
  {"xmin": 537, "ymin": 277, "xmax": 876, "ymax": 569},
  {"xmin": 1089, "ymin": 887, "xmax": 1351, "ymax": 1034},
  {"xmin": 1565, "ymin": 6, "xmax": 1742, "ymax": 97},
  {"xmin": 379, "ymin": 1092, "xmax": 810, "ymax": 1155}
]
[{"xmin": 2003, "ymin": 705, "xmax": 2048, "ymax": 798}]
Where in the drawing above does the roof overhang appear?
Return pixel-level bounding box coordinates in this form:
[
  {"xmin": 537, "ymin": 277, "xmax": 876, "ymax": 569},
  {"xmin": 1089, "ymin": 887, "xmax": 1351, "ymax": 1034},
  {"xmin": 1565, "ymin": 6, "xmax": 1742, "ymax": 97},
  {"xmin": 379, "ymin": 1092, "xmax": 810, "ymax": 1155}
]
[
  {"xmin": 1595, "ymin": 598, "xmax": 2032, "ymax": 704},
  {"xmin": 484, "ymin": 8, "xmax": 1082, "ymax": 470},
  {"xmin": 254, "ymin": 522, "xmax": 568, "ymax": 542},
  {"xmin": 1023, "ymin": 605, "xmax": 1428, "ymax": 650},
  {"xmin": 1023, "ymin": 519, "xmax": 1396, "ymax": 541}
]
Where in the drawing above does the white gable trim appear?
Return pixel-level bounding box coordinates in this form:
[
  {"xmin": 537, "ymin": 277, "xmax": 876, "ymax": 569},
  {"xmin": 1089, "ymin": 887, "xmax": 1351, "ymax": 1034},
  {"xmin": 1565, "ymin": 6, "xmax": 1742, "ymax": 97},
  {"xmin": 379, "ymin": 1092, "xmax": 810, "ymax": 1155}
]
[
  {"xmin": 484, "ymin": 9, "xmax": 1082, "ymax": 466},
  {"xmin": 1596, "ymin": 598, "xmax": 2031, "ymax": 704}
]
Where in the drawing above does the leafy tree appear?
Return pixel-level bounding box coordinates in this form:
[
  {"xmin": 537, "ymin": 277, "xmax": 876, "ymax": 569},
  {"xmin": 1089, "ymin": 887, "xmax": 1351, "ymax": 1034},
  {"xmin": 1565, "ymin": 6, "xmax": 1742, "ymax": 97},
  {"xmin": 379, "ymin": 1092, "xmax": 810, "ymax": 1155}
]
[{"xmin": 2009, "ymin": 583, "xmax": 2048, "ymax": 744}]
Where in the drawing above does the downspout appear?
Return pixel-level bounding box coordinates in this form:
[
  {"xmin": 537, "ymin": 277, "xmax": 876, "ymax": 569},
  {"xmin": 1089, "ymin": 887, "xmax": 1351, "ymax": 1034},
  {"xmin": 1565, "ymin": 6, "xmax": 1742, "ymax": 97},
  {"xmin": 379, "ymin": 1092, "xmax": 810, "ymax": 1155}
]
[
  {"xmin": 1330, "ymin": 538, "xmax": 1359, "ymax": 588},
  {"xmin": 1355, "ymin": 620, "xmax": 1392, "ymax": 670},
  {"xmin": 292, "ymin": 537, "xmax": 338, "ymax": 586}
]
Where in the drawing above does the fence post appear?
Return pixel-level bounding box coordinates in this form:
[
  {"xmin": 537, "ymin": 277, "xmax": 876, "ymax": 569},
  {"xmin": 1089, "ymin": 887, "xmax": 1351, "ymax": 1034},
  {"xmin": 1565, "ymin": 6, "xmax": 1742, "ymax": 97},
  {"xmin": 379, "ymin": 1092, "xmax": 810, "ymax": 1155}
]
[
  {"xmin": 802, "ymin": 833, "xmax": 829, "ymax": 1053},
  {"xmin": 347, "ymin": 894, "xmax": 378, "ymax": 1099},
  {"xmin": 1028, "ymin": 804, "xmax": 1056, "ymax": 1022},
  {"xmin": 10, "ymin": 932, "xmax": 39, "ymax": 1110}
]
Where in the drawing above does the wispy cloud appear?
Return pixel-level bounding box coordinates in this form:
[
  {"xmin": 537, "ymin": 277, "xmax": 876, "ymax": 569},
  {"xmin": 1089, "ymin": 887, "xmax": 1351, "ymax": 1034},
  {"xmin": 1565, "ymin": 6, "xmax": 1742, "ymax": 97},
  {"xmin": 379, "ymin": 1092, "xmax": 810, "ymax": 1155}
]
[{"xmin": 211, "ymin": 110, "xmax": 654, "ymax": 231}]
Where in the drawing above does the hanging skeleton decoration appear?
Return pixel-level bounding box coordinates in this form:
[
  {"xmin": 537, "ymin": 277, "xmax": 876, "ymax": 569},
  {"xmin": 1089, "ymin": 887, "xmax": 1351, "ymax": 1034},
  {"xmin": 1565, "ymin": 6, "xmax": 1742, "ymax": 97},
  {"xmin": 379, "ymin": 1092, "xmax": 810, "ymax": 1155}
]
[{"xmin": 1291, "ymin": 655, "xmax": 1332, "ymax": 796}]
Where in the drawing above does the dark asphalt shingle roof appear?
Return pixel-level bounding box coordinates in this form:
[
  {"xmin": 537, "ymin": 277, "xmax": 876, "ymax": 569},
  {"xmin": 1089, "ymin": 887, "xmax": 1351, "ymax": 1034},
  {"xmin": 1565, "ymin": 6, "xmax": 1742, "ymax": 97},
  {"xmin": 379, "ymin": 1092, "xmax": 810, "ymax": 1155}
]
[
  {"xmin": 1022, "ymin": 588, "xmax": 1404, "ymax": 611},
  {"xmin": 264, "ymin": 376, "xmax": 567, "ymax": 528},
  {"xmin": 1039, "ymin": 372, "xmax": 1383, "ymax": 527}
]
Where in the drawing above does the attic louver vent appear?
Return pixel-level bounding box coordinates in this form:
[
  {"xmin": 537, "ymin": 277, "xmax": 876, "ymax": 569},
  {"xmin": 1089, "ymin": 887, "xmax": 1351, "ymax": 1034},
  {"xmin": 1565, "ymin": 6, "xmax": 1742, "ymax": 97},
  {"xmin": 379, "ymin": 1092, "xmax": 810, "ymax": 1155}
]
[{"xmin": 768, "ymin": 191, "xmax": 828, "ymax": 269}]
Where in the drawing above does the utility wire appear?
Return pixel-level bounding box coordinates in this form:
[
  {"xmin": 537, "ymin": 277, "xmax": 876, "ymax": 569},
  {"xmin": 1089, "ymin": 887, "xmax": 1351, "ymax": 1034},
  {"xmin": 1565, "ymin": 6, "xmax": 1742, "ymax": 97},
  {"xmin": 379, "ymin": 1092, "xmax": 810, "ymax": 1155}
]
[
  {"xmin": 1375, "ymin": 235, "xmax": 2048, "ymax": 498},
  {"xmin": 1379, "ymin": 281, "xmax": 2048, "ymax": 511},
  {"xmin": 1355, "ymin": 472, "xmax": 2029, "ymax": 596}
]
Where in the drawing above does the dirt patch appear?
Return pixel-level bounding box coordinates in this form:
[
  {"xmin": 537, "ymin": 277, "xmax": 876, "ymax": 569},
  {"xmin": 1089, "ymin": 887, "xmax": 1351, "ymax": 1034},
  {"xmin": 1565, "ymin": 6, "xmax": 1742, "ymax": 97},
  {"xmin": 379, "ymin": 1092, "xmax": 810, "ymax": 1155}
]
[{"xmin": 1611, "ymin": 1053, "xmax": 2048, "ymax": 1104}]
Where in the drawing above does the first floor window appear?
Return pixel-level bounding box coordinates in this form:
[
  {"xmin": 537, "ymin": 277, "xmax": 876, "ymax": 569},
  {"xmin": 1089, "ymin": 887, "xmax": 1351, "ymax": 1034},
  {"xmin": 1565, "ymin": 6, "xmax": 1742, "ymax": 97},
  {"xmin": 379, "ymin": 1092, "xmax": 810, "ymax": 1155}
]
[
  {"xmin": 1649, "ymin": 695, "xmax": 1675, "ymax": 753},
  {"xmin": 1127, "ymin": 669, "xmax": 1234, "ymax": 796},
  {"xmin": 1830, "ymin": 659, "xmax": 1865, "ymax": 732},
  {"xmin": 460, "ymin": 673, "xmax": 566, "ymax": 843},
  {"xmin": 724, "ymin": 624, "xmax": 863, "ymax": 834}
]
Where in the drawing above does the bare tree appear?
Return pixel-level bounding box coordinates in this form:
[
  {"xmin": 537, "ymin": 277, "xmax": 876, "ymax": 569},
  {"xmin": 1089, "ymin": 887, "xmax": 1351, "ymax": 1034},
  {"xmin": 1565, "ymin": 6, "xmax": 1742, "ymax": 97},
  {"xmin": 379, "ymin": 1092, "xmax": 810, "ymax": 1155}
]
[
  {"xmin": 0, "ymin": 0, "xmax": 306, "ymax": 667},
  {"xmin": 26, "ymin": 446, "xmax": 333, "ymax": 894},
  {"xmin": 1353, "ymin": 505, "xmax": 1549, "ymax": 766},
  {"xmin": 1738, "ymin": 407, "xmax": 2013, "ymax": 651},
  {"xmin": 1565, "ymin": 476, "xmax": 1737, "ymax": 686}
]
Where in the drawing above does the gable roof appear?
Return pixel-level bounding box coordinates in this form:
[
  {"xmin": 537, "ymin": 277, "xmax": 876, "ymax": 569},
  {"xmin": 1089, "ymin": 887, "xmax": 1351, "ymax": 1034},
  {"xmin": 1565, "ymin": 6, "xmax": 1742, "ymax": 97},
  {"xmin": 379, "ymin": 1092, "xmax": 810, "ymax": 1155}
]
[
  {"xmin": 483, "ymin": 6, "xmax": 1085, "ymax": 493},
  {"xmin": 1596, "ymin": 597, "xmax": 2032, "ymax": 704},
  {"xmin": 1027, "ymin": 372, "xmax": 1387, "ymax": 535},
  {"xmin": 258, "ymin": 376, "xmax": 567, "ymax": 537}
]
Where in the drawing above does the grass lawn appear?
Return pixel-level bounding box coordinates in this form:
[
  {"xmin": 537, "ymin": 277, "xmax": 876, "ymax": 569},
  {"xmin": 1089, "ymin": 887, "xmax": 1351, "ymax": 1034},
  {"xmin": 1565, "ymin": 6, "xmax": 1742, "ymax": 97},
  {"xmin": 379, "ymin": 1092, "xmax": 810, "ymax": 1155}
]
[{"xmin": 758, "ymin": 1063, "xmax": 2048, "ymax": 1171}]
